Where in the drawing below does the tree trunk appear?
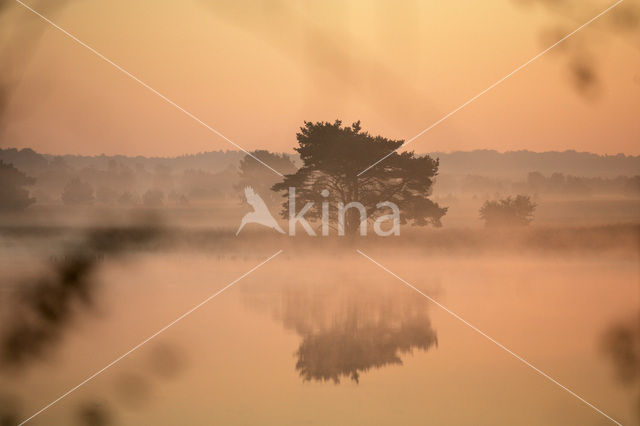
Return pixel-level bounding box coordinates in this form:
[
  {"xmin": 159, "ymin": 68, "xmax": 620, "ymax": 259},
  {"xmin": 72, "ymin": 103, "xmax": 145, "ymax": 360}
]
[{"xmin": 345, "ymin": 176, "xmax": 361, "ymax": 235}]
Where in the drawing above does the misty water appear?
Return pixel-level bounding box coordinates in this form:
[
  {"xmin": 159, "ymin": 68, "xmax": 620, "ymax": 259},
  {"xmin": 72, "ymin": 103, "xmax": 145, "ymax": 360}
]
[{"xmin": 0, "ymin": 227, "xmax": 637, "ymax": 426}]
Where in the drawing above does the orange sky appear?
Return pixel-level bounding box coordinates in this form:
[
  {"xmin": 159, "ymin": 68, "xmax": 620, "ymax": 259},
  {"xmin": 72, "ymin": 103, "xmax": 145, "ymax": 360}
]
[{"xmin": 1, "ymin": 0, "xmax": 639, "ymax": 156}]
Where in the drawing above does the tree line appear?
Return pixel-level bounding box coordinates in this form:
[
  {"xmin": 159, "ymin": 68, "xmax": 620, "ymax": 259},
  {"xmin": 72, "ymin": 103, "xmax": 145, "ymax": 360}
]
[{"xmin": 2, "ymin": 120, "xmax": 638, "ymax": 230}]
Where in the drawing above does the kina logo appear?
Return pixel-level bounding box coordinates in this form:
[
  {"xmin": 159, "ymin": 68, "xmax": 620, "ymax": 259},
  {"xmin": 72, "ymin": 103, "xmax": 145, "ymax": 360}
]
[{"xmin": 236, "ymin": 186, "xmax": 285, "ymax": 235}]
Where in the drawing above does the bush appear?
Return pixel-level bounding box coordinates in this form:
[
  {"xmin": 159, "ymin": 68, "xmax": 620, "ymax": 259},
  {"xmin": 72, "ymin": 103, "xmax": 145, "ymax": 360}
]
[
  {"xmin": 61, "ymin": 177, "xmax": 94, "ymax": 205},
  {"xmin": 479, "ymin": 195, "xmax": 536, "ymax": 227}
]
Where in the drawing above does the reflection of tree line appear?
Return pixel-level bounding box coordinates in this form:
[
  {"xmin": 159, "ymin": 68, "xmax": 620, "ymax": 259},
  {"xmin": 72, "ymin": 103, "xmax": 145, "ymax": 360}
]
[{"xmin": 249, "ymin": 282, "xmax": 438, "ymax": 384}]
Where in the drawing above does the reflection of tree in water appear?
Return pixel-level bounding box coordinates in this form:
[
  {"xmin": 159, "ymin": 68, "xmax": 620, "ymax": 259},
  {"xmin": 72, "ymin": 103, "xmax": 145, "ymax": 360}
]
[
  {"xmin": 250, "ymin": 281, "xmax": 438, "ymax": 384},
  {"xmin": 601, "ymin": 313, "xmax": 640, "ymax": 421},
  {"xmin": 296, "ymin": 314, "xmax": 437, "ymax": 384}
]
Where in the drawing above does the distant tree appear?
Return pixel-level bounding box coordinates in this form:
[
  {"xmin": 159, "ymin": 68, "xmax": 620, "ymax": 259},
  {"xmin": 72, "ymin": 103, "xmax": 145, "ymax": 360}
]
[
  {"xmin": 118, "ymin": 191, "xmax": 139, "ymax": 206},
  {"xmin": 167, "ymin": 191, "xmax": 190, "ymax": 206},
  {"xmin": 624, "ymin": 175, "xmax": 640, "ymax": 196},
  {"xmin": 0, "ymin": 160, "xmax": 36, "ymax": 211},
  {"xmin": 479, "ymin": 195, "xmax": 536, "ymax": 227},
  {"xmin": 565, "ymin": 175, "xmax": 592, "ymax": 195},
  {"xmin": 526, "ymin": 171, "xmax": 546, "ymax": 192},
  {"xmin": 142, "ymin": 189, "xmax": 164, "ymax": 207},
  {"xmin": 95, "ymin": 186, "xmax": 118, "ymax": 205},
  {"xmin": 180, "ymin": 169, "xmax": 223, "ymax": 200},
  {"xmin": 61, "ymin": 177, "xmax": 94, "ymax": 205},
  {"xmin": 0, "ymin": 148, "xmax": 48, "ymax": 176},
  {"xmin": 461, "ymin": 174, "xmax": 505, "ymax": 194},
  {"xmin": 153, "ymin": 164, "xmax": 173, "ymax": 189},
  {"xmin": 272, "ymin": 120, "xmax": 447, "ymax": 234},
  {"xmin": 237, "ymin": 150, "xmax": 297, "ymax": 205},
  {"xmin": 549, "ymin": 172, "xmax": 566, "ymax": 189}
]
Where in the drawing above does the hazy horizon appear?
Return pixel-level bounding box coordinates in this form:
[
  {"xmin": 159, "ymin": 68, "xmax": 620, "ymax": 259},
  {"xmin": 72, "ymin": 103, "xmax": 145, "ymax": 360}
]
[{"xmin": 3, "ymin": 145, "xmax": 640, "ymax": 158}]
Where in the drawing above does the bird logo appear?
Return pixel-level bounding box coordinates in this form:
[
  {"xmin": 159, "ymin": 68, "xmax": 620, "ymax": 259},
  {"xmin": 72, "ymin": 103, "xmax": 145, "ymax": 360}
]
[{"xmin": 236, "ymin": 186, "xmax": 285, "ymax": 235}]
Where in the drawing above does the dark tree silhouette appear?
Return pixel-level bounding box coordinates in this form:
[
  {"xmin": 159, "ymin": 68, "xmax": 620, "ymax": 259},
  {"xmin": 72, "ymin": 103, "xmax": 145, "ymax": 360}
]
[
  {"xmin": 0, "ymin": 160, "xmax": 35, "ymax": 211},
  {"xmin": 479, "ymin": 195, "xmax": 536, "ymax": 227},
  {"xmin": 237, "ymin": 150, "xmax": 296, "ymax": 205},
  {"xmin": 272, "ymin": 120, "xmax": 447, "ymax": 234},
  {"xmin": 61, "ymin": 177, "xmax": 94, "ymax": 205}
]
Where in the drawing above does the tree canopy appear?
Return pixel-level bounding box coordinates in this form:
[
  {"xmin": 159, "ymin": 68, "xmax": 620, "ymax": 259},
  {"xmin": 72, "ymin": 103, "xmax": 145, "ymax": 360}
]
[
  {"xmin": 272, "ymin": 120, "xmax": 447, "ymax": 234},
  {"xmin": 479, "ymin": 195, "xmax": 536, "ymax": 227},
  {"xmin": 61, "ymin": 177, "xmax": 94, "ymax": 205},
  {"xmin": 237, "ymin": 150, "xmax": 297, "ymax": 205},
  {"xmin": 0, "ymin": 160, "xmax": 35, "ymax": 211}
]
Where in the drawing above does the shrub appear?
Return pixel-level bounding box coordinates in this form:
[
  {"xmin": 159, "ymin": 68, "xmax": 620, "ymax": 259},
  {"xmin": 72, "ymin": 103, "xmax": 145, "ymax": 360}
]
[{"xmin": 479, "ymin": 195, "xmax": 536, "ymax": 227}]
